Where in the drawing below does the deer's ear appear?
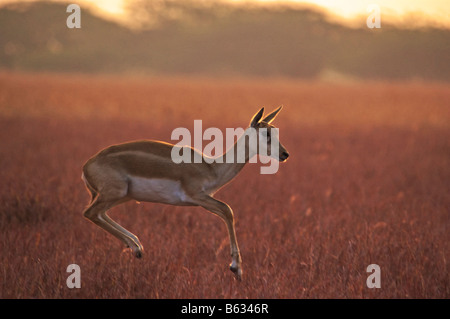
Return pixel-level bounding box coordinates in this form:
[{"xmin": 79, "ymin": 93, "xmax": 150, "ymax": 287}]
[
  {"xmin": 250, "ymin": 107, "xmax": 265, "ymax": 127},
  {"xmin": 262, "ymin": 106, "xmax": 283, "ymax": 124}
]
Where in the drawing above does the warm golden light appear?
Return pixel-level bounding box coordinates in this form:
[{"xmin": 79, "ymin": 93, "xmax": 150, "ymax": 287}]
[{"xmin": 1, "ymin": 0, "xmax": 448, "ymax": 27}]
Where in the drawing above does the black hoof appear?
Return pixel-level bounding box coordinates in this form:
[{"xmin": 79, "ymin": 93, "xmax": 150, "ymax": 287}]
[{"xmin": 230, "ymin": 265, "xmax": 242, "ymax": 281}]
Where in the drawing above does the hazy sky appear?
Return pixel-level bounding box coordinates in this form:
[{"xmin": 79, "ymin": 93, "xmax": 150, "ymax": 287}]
[
  {"xmin": 82, "ymin": 0, "xmax": 450, "ymax": 18},
  {"xmin": 1, "ymin": 0, "xmax": 449, "ymax": 26}
]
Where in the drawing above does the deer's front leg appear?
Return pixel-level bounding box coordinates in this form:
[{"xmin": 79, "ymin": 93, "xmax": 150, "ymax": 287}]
[{"xmin": 193, "ymin": 195, "xmax": 242, "ymax": 280}]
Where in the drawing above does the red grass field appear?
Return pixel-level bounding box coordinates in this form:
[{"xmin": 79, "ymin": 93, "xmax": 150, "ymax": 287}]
[{"xmin": 0, "ymin": 72, "xmax": 448, "ymax": 298}]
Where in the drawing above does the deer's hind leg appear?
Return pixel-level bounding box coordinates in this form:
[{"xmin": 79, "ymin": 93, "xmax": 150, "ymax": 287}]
[{"xmin": 82, "ymin": 180, "xmax": 144, "ymax": 258}]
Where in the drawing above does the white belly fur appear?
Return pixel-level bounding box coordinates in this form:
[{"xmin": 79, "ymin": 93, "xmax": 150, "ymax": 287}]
[{"xmin": 128, "ymin": 177, "xmax": 192, "ymax": 205}]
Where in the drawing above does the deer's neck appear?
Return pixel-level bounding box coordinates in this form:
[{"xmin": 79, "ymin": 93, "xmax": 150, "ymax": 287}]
[{"xmin": 211, "ymin": 132, "xmax": 253, "ymax": 189}]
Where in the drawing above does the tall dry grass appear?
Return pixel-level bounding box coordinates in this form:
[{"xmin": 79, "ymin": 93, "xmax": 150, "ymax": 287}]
[{"xmin": 0, "ymin": 72, "xmax": 448, "ymax": 298}]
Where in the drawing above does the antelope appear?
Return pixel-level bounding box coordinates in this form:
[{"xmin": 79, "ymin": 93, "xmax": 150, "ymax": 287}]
[{"xmin": 81, "ymin": 107, "xmax": 289, "ymax": 280}]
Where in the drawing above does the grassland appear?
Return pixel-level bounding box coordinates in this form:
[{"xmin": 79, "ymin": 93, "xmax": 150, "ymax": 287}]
[{"xmin": 0, "ymin": 72, "xmax": 448, "ymax": 298}]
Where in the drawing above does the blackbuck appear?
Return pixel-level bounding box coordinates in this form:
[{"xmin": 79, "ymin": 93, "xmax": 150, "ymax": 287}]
[{"xmin": 82, "ymin": 107, "xmax": 289, "ymax": 280}]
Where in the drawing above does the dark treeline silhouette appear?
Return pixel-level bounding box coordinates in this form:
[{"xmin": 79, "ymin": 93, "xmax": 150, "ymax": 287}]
[{"xmin": 1, "ymin": 0, "xmax": 449, "ymax": 80}]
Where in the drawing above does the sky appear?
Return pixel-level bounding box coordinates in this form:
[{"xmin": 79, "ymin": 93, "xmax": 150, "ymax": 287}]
[{"xmin": 1, "ymin": 0, "xmax": 449, "ymax": 27}]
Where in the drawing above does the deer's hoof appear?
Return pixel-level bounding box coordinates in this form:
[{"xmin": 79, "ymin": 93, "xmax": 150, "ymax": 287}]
[
  {"xmin": 123, "ymin": 245, "xmax": 143, "ymax": 259},
  {"xmin": 230, "ymin": 264, "xmax": 243, "ymax": 281}
]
